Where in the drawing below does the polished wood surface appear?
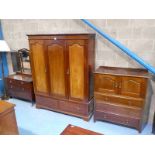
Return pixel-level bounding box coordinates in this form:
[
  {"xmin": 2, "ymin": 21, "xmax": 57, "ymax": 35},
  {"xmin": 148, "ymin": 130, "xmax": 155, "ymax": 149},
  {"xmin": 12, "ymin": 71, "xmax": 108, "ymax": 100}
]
[
  {"xmin": 68, "ymin": 41, "xmax": 85, "ymax": 100},
  {"xmin": 94, "ymin": 66, "xmax": 153, "ymax": 132},
  {"xmin": 95, "ymin": 66, "xmax": 149, "ymax": 78},
  {"xmin": 30, "ymin": 40, "xmax": 48, "ymax": 94},
  {"xmin": 0, "ymin": 101, "xmax": 19, "ymax": 135},
  {"xmin": 6, "ymin": 73, "xmax": 35, "ymax": 102},
  {"xmin": 47, "ymin": 41, "xmax": 66, "ymax": 98},
  {"xmin": 95, "ymin": 74, "xmax": 119, "ymax": 95},
  {"xmin": 61, "ymin": 124, "xmax": 102, "ymax": 135},
  {"xmin": 28, "ymin": 34, "xmax": 95, "ymax": 120},
  {"xmin": 120, "ymin": 77, "xmax": 146, "ymax": 98}
]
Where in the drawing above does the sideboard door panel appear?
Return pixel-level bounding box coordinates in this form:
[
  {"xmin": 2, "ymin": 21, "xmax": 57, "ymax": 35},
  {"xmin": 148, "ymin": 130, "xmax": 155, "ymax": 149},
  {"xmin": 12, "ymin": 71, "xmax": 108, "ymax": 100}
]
[
  {"xmin": 47, "ymin": 41, "xmax": 67, "ymax": 98},
  {"xmin": 120, "ymin": 77, "xmax": 146, "ymax": 98},
  {"xmin": 30, "ymin": 40, "xmax": 49, "ymax": 94},
  {"xmin": 94, "ymin": 74, "xmax": 119, "ymax": 95},
  {"xmin": 67, "ymin": 40, "xmax": 86, "ymax": 101}
]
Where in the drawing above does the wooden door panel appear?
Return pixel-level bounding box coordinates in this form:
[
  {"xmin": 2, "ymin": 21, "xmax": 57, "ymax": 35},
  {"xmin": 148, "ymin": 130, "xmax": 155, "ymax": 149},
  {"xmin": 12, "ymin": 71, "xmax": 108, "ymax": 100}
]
[
  {"xmin": 30, "ymin": 41, "xmax": 48, "ymax": 94},
  {"xmin": 94, "ymin": 74, "xmax": 118, "ymax": 95},
  {"xmin": 68, "ymin": 41, "xmax": 85, "ymax": 100},
  {"xmin": 120, "ymin": 77, "xmax": 146, "ymax": 98},
  {"xmin": 47, "ymin": 42, "xmax": 67, "ymax": 98}
]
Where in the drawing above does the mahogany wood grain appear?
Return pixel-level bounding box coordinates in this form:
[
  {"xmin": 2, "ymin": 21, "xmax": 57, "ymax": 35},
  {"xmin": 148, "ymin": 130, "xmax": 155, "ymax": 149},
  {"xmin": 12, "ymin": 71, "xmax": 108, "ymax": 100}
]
[
  {"xmin": 28, "ymin": 34, "xmax": 95, "ymax": 120},
  {"xmin": 60, "ymin": 124, "xmax": 102, "ymax": 135},
  {"xmin": 30, "ymin": 40, "xmax": 49, "ymax": 94},
  {"xmin": 94, "ymin": 66, "xmax": 153, "ymax": 132},
  {"xmin": 5, "ymin": 73, "xmax": 35, "ymax": 102},
  {"xmin": 46, "ymin": 41, "xmax": 67, "ymax": 98},
  {"xmin": 68, "ymin": 40, "xmax": 85, "ymax": 100},
  {"xmin": 0, "ymin": 101, "xmax": 19, "ymax": 135}
]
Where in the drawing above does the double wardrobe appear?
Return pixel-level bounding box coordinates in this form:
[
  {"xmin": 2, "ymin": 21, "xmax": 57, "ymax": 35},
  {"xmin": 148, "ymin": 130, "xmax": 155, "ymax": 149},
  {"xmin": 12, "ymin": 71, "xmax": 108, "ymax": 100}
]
[{"xmin": 28, "ymin": 34, "xmax": 95, "ymax": 120}]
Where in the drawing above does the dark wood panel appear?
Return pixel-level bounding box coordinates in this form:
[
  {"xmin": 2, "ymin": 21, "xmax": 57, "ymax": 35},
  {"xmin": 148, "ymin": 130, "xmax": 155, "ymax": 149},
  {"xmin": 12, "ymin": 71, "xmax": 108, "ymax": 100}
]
[
  {"xmin": 95, "ymin": 92, "xmax": 144, "ymax": 108},
  {"xmin": 95, "ymin": 110, "xmax": 140, "ymax": 130},
  {"xmin": 28, "ymin": 34, "xmax": 95, "ymax": 120},
  {"xmin": 0, "ymin": 101, "xmax": 19, "ymax": 135},
  {"xmin": 5, "ymin": 74, "xmax": 35, "ymax": 102},
  {"xmin": 95, "ymin": 102, "xmax": 141, "ymax": 118},
  {"xmin": 120, "ymin": 76, "xmax": 147, "ymax": 98},
  {"xmin": 30, "ymin": 40, "xmax": 49, "ymax": 94},
  {"xmin": 94, "ymin": 66, "xmax": 152, "ymax": 132},
  {"xmin": 95, "ymin": 74, "xmax": 119, "ymax": 95},
  {"xmin": 61, "ymin": 124, "xmax": 102, "ymax": 135},
  {"xmin": 67, "ymin": 40, "xmax": 86, "ymax": 100},
  {"xmin": 46, "ymin": 41, "xmax": 67, "ymax": 98}
]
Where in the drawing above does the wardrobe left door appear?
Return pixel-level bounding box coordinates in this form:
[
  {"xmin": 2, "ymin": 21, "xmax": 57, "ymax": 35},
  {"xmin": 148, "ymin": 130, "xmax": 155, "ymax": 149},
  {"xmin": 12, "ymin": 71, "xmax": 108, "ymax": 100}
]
[
  {"xmin": 30, "ymin": 40, "xmax": 49, "ymax": 95},
  {"xmin": 46, "ymin": 40, "xmax": 68, "ymax": 99}
]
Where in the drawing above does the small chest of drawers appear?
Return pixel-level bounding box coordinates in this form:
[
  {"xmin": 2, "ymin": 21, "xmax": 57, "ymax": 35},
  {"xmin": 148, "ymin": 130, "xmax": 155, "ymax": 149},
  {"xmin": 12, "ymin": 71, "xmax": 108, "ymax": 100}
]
[
  {"xmin": 94, "ymin": 66, "xmax": 153, "ymax": 132},
  {"xmin": 5, "ymin": 73, "xmax": 35, "ymax": 103}
]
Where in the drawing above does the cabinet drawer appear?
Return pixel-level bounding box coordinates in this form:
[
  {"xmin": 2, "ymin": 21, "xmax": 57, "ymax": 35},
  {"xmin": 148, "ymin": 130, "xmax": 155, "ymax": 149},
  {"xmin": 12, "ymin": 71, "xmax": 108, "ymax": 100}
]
[
  {"xmin": 95, "ymin": 93, "xmax": 143, "ymax": 107},
  {"xmin": 8, "ymin": 89, "xmax": 32, "ymax": 100},
  {"xmin": 95, "ymin": 102, "xmax": 141, "ymax": 118},
  {"xmin": 6, "ymin": 78, "xmax": 32, "ymax": 89},
  {"xmin": 36, "ymin": 95, "xmax": 58, "ymax": 110},
  {"xmin": 95, "ymin": 110, "xmax": 140, "ymax": 129},
  {"xmin": 59, "ymin": 101, "xmax": 85, "ymax": 115}
]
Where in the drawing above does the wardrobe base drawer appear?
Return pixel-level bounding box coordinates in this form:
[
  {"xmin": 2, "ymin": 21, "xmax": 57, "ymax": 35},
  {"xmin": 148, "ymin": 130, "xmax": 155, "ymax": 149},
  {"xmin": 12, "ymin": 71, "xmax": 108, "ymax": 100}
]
[{"xmin": 36, "ymin": 95, "xmax": 94, "ymax": 121}]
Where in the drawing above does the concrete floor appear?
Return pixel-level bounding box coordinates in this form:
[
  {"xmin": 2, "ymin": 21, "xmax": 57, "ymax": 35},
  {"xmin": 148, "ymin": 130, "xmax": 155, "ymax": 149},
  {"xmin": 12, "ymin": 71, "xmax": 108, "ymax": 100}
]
[{"xmin": 8, "ymin": 98, "xmax": 153, "ymax": 135}]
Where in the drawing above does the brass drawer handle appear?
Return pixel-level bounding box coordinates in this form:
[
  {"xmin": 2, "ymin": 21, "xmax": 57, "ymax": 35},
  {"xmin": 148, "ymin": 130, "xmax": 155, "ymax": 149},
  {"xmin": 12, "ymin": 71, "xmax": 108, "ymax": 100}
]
[
  {"xmin": 103, "ymin": 115, "xmax": 107, "ymax": 119},
  {"xmin": 9, "ymin": 80, "xmax": 12, "ymax": 83},
  {"xmin": 128, "ymin": 101, "xmax": 132, "ymax": 106},
  {"xmin": 104, "ymin": 97, "xmax": 108, "ymax": 101},
  {"xmin": 126, "ymin": 120, "xmax": 129, "ymax": 124},
  {"xmin": 76, "ymin": 107, "xmax": 80, "ymax": 110}
]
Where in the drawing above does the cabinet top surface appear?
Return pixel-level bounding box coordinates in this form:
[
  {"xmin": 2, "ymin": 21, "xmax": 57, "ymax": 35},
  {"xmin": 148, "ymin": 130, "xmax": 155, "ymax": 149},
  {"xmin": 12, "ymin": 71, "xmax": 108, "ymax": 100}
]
[
  {"xmin": 27, "ymin": 33, "xmax": 95, "ymax": 36},
  {"xmin": 27, "ymin": 33, "xmax": 96, "ymax": 40},
  {"xmin": 0, "ymin": 101, "xmax": 15, "ymax": 114},
  {"xmin": 95, "ymin": 66, "xmax": 150, "ymax": 78},
  {"xmin": 7, "ymin": 74, "xmax": 33, "ymax": 82}
]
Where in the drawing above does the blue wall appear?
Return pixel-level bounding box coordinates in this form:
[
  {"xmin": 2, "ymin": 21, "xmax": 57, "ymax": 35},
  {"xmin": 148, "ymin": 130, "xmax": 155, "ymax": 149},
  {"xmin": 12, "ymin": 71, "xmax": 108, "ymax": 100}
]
[{"xmin": 0, "ymin": 21, "xmax": 9, "ymax": 96}]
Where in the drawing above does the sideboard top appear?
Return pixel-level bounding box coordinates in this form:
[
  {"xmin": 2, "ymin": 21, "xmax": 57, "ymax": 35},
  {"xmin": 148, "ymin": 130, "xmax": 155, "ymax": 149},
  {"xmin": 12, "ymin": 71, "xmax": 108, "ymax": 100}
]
[{"xmin": 95, "ymin": 66, "xmax": 150, "ymax": 78}]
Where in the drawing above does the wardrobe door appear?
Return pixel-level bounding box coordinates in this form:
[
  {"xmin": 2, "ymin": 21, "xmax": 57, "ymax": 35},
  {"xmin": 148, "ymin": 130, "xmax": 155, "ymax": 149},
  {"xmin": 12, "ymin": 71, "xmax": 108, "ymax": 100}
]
[
  {"xmin": 67, "ymin": 40, "xmax": 87, "ymax": 101},
  {"xmin": 46, "ymin": 40, "xmax": 68, "ymax": 99},
  {"xmin": 30, "ymin": 40, "xmax": 49, "ymax": 94}
]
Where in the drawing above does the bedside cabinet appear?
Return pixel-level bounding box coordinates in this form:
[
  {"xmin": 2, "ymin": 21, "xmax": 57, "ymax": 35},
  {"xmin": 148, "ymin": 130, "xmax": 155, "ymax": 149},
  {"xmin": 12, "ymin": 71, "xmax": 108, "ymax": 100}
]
[
  {"xmin": 0, "ymin": 101, "xmax": 19, "ymax": 135},
  {"xmin": 5, "ymin": 73, "xmax": 35, "ymax": 103},
  {"xmin": 94, "ymin": 66, "xmax": 153, "ymax": 132}
]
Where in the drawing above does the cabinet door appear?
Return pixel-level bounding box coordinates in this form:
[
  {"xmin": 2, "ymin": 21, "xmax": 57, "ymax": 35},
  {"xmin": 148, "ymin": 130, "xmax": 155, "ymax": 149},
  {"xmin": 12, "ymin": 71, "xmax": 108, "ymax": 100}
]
[
  {"xmin": 46, "ymin": 40, "xmax": 67, "ymax": 99},
  {"xmin": 67, "ymin": 40, "xmax": 87, "ymax": 101},
  {"xmin": 120, "ymin": 76, "xmax": 146, "ymax": 98},
  {"xmin": 30, "ymin": 40, "xmax": 49, "ymax": 94},
  {"xmin": 94, "ymin": 74, "xmax": 119, "ymax": 95}
]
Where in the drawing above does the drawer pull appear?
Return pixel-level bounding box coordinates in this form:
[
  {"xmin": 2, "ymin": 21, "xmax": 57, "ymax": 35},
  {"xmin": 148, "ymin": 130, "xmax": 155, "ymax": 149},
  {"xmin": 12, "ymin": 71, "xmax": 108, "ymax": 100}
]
[
  {"xmin": 103, "ymin": 115, "xmax": 107, "ymax": 119},
  {"xmin": 76, "ymin": 107, "xmax": 80, "ymax": 110},
  {"xmin": 9, "ymin": 81, "xmax": 12, "ymax": 83},
  {"xmin": 125, "ymin": 120, "xmax": 129, "ymax": 124},
  {"xmin": 128, "ymin": 101, "xmax": 132, "ymax": 106},
  {"xmin": 104, "ymin": 97, "xmax": 108, "ymax": 101}
]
